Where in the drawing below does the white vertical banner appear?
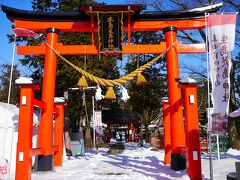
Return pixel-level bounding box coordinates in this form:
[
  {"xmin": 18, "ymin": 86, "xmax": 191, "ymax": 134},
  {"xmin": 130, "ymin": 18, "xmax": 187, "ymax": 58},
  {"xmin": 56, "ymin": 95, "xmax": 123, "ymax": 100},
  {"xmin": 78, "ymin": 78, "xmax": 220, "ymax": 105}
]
[
  {"xmin": 94, "ymin": 111, "xmax": 103, "ymax": 135},
  {"xmin": 208, "ymin": 14, "xmax": 237, "ymax": 134}
]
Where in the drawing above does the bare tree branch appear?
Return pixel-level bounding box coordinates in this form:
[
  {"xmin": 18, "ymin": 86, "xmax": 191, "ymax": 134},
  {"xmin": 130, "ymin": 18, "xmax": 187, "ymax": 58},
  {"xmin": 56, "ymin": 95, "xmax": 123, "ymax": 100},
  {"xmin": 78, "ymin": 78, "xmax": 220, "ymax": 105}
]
[
  {"xmin": 180, "ymin": 63, "xmax": 208, "ymax": 79},
  {"xmin": 225, "ymin": 0, "xmax": 240, "ymax": 11},
  {"xmin": 178, "ymin": 30, "xmax": 201, "ymax": 43},
  {"xmin": 198, "ymin": 29, "xmax": 206, "ymax": 43},
  {"xmin": 169, "ymin": 0, "xmax": 189, "ymax": 10}
]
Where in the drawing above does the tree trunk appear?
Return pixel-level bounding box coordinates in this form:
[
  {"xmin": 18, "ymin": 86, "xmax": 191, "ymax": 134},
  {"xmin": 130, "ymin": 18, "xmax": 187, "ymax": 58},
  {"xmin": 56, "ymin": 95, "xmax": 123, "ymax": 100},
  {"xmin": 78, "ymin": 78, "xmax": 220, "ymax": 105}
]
[
  {"xmin": 228, "ymin": 117, "xmax": 240, "ymax": 150},
  {"xmin": 142, "ymin": 108, "xmax": 154, "ymax": 143},
  {"xmin": 228, "ymin": 59, "xmax": 240, "ymax": 150},
  {"xmin": 144, "ymin": 123, "xmax": 150, "ymax": 143},
  {"xmin": 140, "ymin": 117, "xmax": 143, "ymax": 146}
]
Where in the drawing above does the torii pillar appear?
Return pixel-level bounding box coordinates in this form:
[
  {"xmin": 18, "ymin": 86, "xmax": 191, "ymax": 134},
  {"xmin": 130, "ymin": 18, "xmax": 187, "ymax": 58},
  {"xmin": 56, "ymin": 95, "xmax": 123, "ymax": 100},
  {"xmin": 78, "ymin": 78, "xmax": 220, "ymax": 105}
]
[
  {"xmin": 161, "ymin": 98, "xmax": 171, "ymax": 166},
  {"xmin": 37, "ymin": 27, "xmax": 59, "ymax": 171},
  {"xmin": 163, "ymin": 26, "xmax": 186, "ymax": 170},
  {"xmin": 179, "ymin": 81, "xmax": 202, "ymax": 180}
]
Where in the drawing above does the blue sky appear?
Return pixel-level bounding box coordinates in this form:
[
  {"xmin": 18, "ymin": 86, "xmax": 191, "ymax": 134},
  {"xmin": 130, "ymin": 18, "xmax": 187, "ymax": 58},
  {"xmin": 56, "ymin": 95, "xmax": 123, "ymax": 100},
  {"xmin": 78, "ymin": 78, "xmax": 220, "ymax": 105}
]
[{"xmin": 0, "ymin": 0, "xmax": 33, "ymax": 75}]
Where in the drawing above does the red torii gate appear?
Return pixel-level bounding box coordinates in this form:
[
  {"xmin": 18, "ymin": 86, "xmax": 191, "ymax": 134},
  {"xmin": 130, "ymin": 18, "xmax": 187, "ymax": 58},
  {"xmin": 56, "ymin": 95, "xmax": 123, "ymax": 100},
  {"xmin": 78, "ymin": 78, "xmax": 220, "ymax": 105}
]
[{"xmin": 2, "ymin": 3, "xmax": 222, "ymax": 180}]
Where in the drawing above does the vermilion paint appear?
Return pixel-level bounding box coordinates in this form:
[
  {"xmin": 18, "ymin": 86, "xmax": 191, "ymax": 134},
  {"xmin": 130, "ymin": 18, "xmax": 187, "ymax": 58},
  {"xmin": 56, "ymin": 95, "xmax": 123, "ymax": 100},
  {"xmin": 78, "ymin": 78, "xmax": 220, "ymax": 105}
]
[
  {"xmin": 164, "ymin": 27, "xmax": 186, "ymax": 155},
  {"xmin": 163, "ymin": 103, "xmax": 171, "ymax": 165},
  {"xmin": 180, "ymin": 84, "xmax": 202, "ymax": 180},
  {"xmin": 38, "ymin": 29, "xmax": 59, "ymax": 155},
  {"xmin": 15, "ymin": 85, "xmax": 39, "ymax": 180},
  {"xmin": 54, "ymin": 104, "xmax": 65, "ymax": 166}
]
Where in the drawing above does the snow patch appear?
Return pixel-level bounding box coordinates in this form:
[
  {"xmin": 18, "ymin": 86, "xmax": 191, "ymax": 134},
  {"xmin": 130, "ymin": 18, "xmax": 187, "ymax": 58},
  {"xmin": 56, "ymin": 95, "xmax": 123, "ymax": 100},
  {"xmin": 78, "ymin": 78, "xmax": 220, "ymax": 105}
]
[
  {"xmin": 54, "ymin": 97, "xmax": 65, "ymax": 103},
  {"xmin": 15, "ymin": 77, "xmax": 33, "ymax": 84},
  {"xmin": 226, "ymin": 148, "xmax": 240, "ymax": 156}
]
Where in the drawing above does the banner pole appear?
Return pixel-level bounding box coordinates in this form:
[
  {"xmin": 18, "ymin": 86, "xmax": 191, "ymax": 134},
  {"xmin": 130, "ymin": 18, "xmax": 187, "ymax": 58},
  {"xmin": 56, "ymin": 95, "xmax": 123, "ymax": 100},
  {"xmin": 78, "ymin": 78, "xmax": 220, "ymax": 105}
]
[
  {"xmin": 205, "ymin": 12, "xmax": 214, "ymax": 180},
  {"xmin": 208, "ymin": 134, "xmax": 213, "ymax": 180},
  {"xmin": 92, "ymin": 96, "xmax": 96, "ymax": 150},
  {"xmin": 217, "ymin": 134, "xmax": 220, "ymax": 161}
]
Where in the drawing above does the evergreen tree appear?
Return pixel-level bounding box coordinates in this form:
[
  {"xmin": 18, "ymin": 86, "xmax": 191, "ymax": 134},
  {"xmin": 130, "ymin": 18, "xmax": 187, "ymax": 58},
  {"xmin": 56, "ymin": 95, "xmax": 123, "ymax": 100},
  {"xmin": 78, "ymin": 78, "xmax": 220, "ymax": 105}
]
[
  {"xmin": 123, "ymin": 31, "xmax": 167, "ymax": 142},
  {"xmin": 0, "ymin": 64, "xmax": 20, "ymax": 105}
]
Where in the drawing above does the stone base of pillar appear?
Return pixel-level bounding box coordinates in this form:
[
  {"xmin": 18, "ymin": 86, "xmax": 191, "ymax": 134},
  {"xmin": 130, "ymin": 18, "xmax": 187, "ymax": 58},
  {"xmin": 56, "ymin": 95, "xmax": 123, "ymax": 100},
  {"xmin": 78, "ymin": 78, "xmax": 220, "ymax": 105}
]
[
  {"xmin": 170, "ymin": 153, "xmax": 186, "ymax": 171},
  {"xmin": 35, "ymin": 155, "xmax": 53, "ymax": 171}
]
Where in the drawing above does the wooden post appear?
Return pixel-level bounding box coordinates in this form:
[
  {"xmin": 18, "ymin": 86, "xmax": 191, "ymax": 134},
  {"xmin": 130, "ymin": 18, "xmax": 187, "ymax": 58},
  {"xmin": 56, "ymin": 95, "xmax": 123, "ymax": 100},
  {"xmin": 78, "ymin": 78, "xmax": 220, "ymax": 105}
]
[
  {"xmin": 128, "ymin": 14, "xmax": 131, "ymax": 45},
  {"xmin": 133, "ymin": 127, "xmax": 137, "ymax": 142},
  {"xmin": 54, "ymin": 103, "xmax": 65, "ymax": 166},
  {"xmin": 91, "ymin": 14, "xmax": 94, "ymax": 45},
  {"xmin": 37, "ymin": 27, "xmax": 59, "ymax": 171},
  {"xmin": 107, "ymin": 124, "xmax": 111, "ymax": 143},
  {"xmin": 162, "ymin": 101, "xmax": 171, "ymax": 165},
  {"xmin": 180, "ymin": 83, "xmax": 202, "ymax": 180},
  {"xmin": 128, "ymin": 123, "xmax": 131, "ymax": 142},
  {"xmin": 163, "ymin": 26, "xmax": 186, "ymax": 170},
  {"xmin": 15, "ymin": 84, "xmax": 39, "ymax": 180}
]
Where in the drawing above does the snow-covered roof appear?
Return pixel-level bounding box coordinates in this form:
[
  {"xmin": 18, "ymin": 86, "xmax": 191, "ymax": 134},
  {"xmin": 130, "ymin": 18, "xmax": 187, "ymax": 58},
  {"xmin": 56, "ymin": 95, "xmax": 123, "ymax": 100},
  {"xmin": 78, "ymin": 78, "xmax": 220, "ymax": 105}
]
[
  {"xmin": 54, "ymin": 97, "xmax": 65, "ymax": 104},
  {"xmin": 148, "ymin": 124, "xmax": 158, "ymax": 128},
  {"xmin": 15, "ymin": 77, "xmax": 33, "ymax": 84},
  {"xmin": 179, "ymin": 77, "xmax": 197, "ymax": 84},
  {"xmin": 188, "ymin": 2, "xmax": 223, "ymax": 12}
]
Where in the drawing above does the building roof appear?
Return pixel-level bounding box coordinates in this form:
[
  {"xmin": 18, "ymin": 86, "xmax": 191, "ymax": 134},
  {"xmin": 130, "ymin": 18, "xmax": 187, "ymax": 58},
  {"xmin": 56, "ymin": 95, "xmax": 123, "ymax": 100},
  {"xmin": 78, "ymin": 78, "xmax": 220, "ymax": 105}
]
[{"xmin": 102, "ymin": 110, "xmax": 141, "ymax": 124}]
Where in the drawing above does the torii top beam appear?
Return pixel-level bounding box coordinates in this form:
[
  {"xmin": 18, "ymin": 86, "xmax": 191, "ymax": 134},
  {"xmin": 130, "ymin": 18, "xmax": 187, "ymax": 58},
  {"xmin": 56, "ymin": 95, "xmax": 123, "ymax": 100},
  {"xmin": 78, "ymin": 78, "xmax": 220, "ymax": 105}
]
[
  {"xmin": 1, "ymin": 3, "xmax": 222, "ymax": 55},
  {"xmin": 2, "ymin": 3, "xmax": 222, "ymax": 32}
]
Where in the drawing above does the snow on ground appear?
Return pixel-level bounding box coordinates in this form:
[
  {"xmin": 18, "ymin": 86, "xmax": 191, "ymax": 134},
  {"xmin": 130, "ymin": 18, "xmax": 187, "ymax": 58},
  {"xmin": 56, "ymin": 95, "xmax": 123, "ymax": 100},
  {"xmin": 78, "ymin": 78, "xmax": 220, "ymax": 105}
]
[
  {"xmin": 201, "ymin": 148, "xmax": 240, "ymax": 180},
  {"xmin": 0, "ymin": 103, "xmax": 239, "ymax": 179},
  {"xmin": 31, "ymin": 143, "xmax": 240, "ymax": 180},
  {"xmin": 32, "ymin": 143, "xmax": 189, "ymax": 180}
]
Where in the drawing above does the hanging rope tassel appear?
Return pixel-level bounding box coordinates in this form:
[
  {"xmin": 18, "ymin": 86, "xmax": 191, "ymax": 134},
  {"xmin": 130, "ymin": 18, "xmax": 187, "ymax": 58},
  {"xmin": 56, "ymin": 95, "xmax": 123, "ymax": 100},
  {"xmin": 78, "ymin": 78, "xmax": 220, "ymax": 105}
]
[
  {"xmin": 105, "ymin": 87, "xmax": 116, "ymax": 100},
  {"xmin": 77, "ymin": 75, "xmax": 88, "ymax": 87},
  {"xmin": 136, "ymin": 73, "xmax": 147, "ymax": 86}
]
